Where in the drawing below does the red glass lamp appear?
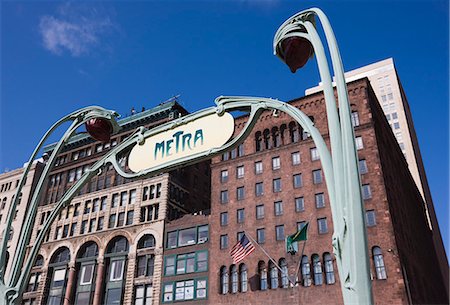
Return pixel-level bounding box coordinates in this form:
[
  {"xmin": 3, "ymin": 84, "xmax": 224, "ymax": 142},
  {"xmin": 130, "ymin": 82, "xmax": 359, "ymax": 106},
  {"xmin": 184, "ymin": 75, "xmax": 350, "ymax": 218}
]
[
  {"xmin": 279, "ymin": 36, "xmax": 313, "ymax": 73},
  {"xmin": 85, "ymin": 118, "xmax": 113, "ymax": 142}
]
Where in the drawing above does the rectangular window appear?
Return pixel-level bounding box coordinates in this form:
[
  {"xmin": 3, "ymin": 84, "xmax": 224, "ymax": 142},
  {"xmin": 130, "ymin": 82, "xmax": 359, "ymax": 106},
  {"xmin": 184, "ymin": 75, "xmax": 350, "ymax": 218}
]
[
  {"xmin": 83, "ymin": 201, "xmax": 91, "ymax": 214},
  {"xmin": 392, "ymin": 112, "xmax": 398, "ymax": 119},
  {"xmin": 62, "ymin": 225, "xmax": 69, "ymax": 238},
  {"xmin": 108, "ymin": 214, "xmax": 116, "ymax": 229},
  {"xmin": 315, "ymin": 193, "xmax": 325, "ymax": 208},
  {"xmin": 167, "ymin": 231, "xmax": 178, "ymax": 249},
  {"xmin": 238, "ymin": 144, "xmax": 244, "ymax": 157},
  {"xmin": 175, "ymin": 227, "xmax": 196, "ymax": 247},
  {"xmin": 196, "ymin": 251, "xmax": 208, "ymax": 272},
  {"xmin": 355, "ymin": 136, "xmax": 364, "ymax": 150},
  {"xmin": 393, "ymin": 122, "xmax": 400, "ymax": 129},
  {"xmin": 120, "ymin": 192, "xmax": 128, "ymax": 206},
  {"xmin": 312, "ymin": 169, "xmax": 322, "ymax": 184},
  {"xmin": 110, "ymin": 260, "xmax": 125, "ymax": 281},
  {"xmin": 236, "ymin": 187, "xmax": 245, "ymax": 201},
  {"xmin": 292, "ymin": 152, "xmax": 301, "ymax": 165},
  {"xmin": 256, "ymin": 204, "xmax": 264, "ymax": 219},
  {"xmin": 129, "ymin": 189, "xmax": 136, "ymax": 204},
  {"xmin": 69, "ymin": 223, "xmax": 77, "ymax": 237},
  {"xmin": 297, "ymin": 221, "xmax": 307, "ymax": 231},
  {"xmin": 220, "ymin": 190, "xmax": 229, "ymax": 204},
  {"xmin": 220, "ymin": 235, "xmax": 228, "ymax": 249},
  {"xmin": 255, "ymin": 161, "xmax": 263, "ymax": 174},
  {"xmin": 221, "ymin": 170, "xmax": 228, "ymax": 183},
  {"xmin": 111, "ymin": 194, "xmax": 119, "ymax": 208},
  {"xmin": 97, "ymin": 217, "xmax": 104, "ymax": 231},
  {"xmin": 101, "ymin": 196, "xmax": 107, "ymax": 211},
  {"xmin": 126, "ymin": 210, "xmax": 134, "ymax": 225},
  {"xmin": 362, "ymin": 184, "xmax": 372, "ymax": 200},
  {"xmin": 89, "ymin": 219, "xmax": 96, "ymax": 233},
  {"xmin": 293, "ymin": 174, "xmax": 303, "ymax": 188},
  {"xmin": 318, "ymin": 218, "xmax": 328, "ymax": 234},
  {"xmin": 117, "ymin": 212, "xmax": 125, "ymax": 227},
  {"xmin": 80, "ymin": 264, "xmax": 94, "ymax": 285},
  {"xmin": 236, "ymin": 166, "xmax": 244, "ymax": 179},
  {"xmin": 275, "ymin": 225, "xmax": 285, "ymax": 241},
  {"xmin": 366, "ymin": 210, "xmax": 376, "ymax": 227},
  {"xmin": 237, "ymin": 208, "xmax": 245, "ymax": 223},
  {"xmin": 257, "ymin": 228, "xmax": 265, "ymax": 244},
  {"xmin": 274, "ymin": 201, "xmax": 283, "ymax": 216},
  {"xmin": 351, "ymin": 111, "xmax": 360, "ymax": 127},
  {"xmin": 255, "ymin": 182, "xmax": 264, "ymax": 197},
  {"xmin": 80, "ymin": 221, "xmax": 87, "ymax": 235},
  {"xmin": 272, "ymin": 157, "xmax": 281, "ymax": 170},
  {"xmin": 237, "ymin": 231, "xmax": 244, "ymax": 242},
  {"xmin": 220, "ymin": 212, "xmax": 228, "ymax": 226},
  {"xmin": 198, "ymin": 225, "xmax": 209, "ymax": 243},
  {"xmin": 135, "ymin": 284, "xmax": 153, "ymax": 305},
  {"xmin": 359, "ymin": 159, "xmax": 368, "ymax": 174},
  {"xmin": 272, "ymin": 178, "xmax": 281, "ymax": 193},
  {"xmin": 165, "ymin": 257, "xmax": 176, "ymax": 276},
  {"xmin": 310, "ymin": 148, "xmax": 320, "ymax": 161},
  {"xmin": 295, "ymin": 197, "xmax": 305, "ymax": 212}
]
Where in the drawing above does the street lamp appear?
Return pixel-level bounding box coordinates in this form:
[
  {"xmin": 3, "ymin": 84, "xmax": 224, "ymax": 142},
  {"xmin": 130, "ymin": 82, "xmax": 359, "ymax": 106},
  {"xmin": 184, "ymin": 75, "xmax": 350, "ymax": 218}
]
[{"xmin": 274, "ymin": 7, "xmax": 374, "ymax": 305}]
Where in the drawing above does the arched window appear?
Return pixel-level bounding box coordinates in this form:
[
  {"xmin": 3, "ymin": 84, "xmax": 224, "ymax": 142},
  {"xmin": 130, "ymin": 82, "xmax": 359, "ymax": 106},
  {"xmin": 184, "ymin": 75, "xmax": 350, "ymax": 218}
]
[
  {"xmin": 301, "ymin": 255, "xmax": 311, "ymax": 287},
  {"xmin": 138, "ymin": 234, "xmax": 155, "ymax": 249},
  {"xmin": 230, "ymin": 265, "xmax": 238, "ymax": 293},
  {"xmin": 302, "ymin": 116, "xmax": 314, "ymax": 140},
  {"xmin": 34, "ymin": 255, "xmax": 44, "ymax": 267},
  {"xmin": 220, "ymin": 266, "xmax": 228, "ymax": 294},
  {"xmin": 280, "ymin": 124, "xmax": 287, "ymax": 146},
  {"xmin": 104, "ymin": 237, "xmax": 129, "ymax": 305},
  {"xmin": 255, "ymin": 131, "xmax": 262, "ymax": 152},
  {"xmin": 269, "ymin": 261, "xmax": 278, "ymax": 289},
  {"xmin": 75, "ymin": 242, "xmax": 99, "ymax": 305},
  {"xmin": 272, "ymin": 127, "xmax": 281, "ymax": 148},
  {"xmin": 258, "ymin": 261, "xmax": 267, "ymax": 290},
  {"xmin": 47, "ymin": 247, "xmax": 71, "ymax": 305},
  {"xmin": 373, "ymin": 246, "xmax": 387, "ymax": 280},
  {"xmin": 263, "ymin": 129, "xmax": 271, "ymax": 150},
  {"xmin": 323, "ymin": 253, "xmax": 335, "ymax": 284},
  {"xmin": 279, "ymin": 258, "xmax": 288, "ymax": 288},
  {"xmin": 289, "ymin": 122, "xmax": 299, "ymax": 143},
  {"xmin": 312, "ymin": 254, "xmax": 323, "ymax": 285},
  {"xmin": 239, "ymin": 263, "xmax": 248, "ymax": 292}
]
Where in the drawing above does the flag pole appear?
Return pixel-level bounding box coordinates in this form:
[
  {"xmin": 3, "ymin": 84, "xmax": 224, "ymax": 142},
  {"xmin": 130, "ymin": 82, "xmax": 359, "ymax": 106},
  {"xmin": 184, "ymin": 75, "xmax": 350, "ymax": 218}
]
[
  {"xmin": 244, "ymin": 231, "xmax": 296, "ymax": 286},
  {"xmin": 294, "ymin": 214, "xmax": 314, "ymax": 284}
]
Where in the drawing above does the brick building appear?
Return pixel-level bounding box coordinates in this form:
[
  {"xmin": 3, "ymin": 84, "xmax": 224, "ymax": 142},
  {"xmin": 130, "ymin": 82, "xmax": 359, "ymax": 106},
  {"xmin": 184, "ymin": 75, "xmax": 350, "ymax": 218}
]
[
  {"xmin": 208, "ymin": 78, "xmax": 448, "ymax": 305},
  {"xmin": 22, "ymin": 100, "xmax": 211, "ymax": 305}
]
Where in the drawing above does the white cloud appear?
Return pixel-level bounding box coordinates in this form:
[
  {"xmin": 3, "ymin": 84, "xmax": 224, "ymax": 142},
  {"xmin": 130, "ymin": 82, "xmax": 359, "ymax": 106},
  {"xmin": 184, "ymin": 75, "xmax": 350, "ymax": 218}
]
[{"xmin": 39, "ymin": 4, "xmax": 115, "ymax": 57}]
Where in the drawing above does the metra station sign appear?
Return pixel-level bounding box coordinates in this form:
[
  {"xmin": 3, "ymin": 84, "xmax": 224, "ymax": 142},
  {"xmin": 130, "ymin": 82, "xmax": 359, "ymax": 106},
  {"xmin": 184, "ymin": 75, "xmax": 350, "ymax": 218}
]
[{"xmin": 128, "ymin": 112, "xmax": 235, "ymax": 173}]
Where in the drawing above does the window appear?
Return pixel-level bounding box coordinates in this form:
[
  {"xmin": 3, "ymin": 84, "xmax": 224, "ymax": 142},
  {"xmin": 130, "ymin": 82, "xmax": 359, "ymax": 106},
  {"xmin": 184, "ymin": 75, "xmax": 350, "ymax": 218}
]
[
  {"xmin": 237, "ymin": 209, "xmax": 245, "ymax": 223},
  {"xmin": 295, "ymin": 197, "xmax": 305, "ymax": 212},
  {"xmin": 273, "ymin": 178, "xmax": 281, "ymax": 193},
  {"xmin": 231, "ymin": 265, "xmax": 238, "ymax": 293},
  {"xmin": 240, "ymin": 264, "xmax": 248, "ymax": 292},
  {"xmin": 392, "ymin": 112, "xmax": 398, "ymax": 119},
  {"xmin": 373, "ymin": 247, "xmax": 387, "ymax": 280},
  {"xmin": 280, "ymin": 259, "xmax": 288, "ymax": 288},
  {"xmin": 221, "ymin": 170, "xmax": 228, "ymax": 183},
  {"xmin": 293, "ymin": 174, "xmax": 303, "ymax": 188},
  {"xmin": 162, "ymin": 278, "xmax": 207, "ymax": 302},
  {"xmin": 236, "ymin": 166, "xmax": 244, "ymax": 179},
  {"xmin": 351, "ymin": 111, "xmax": 360, "ymax": 127},
  {"xmin": 27, "ymin": 272, "xmax": 41, "ymax": 292},
  {"xmin": 126, "ymin": 210, "xmax": 134, "ymax": 225},
  {"xmin": 257, "ymin": 228, "xmax": 265, "ymax": 244},
  {"xmin": 179, "ymin": 227, "xmax": 197, "ymax": 247},
  {"xmin": 220, "ymin": 266, "xmax": 228, "ymax": 294},
  {"xmin": 259, "ymin": 261, "xmax": 267, "ymax": 290},
  {"xmin": 111, "ymin": 194, "xmax": 119, "ymax": 208},
  {"xmin": 312, "ymin": 169, "xmax": 322, "ymax": 184},
  {"xmin": 324, "ymin": 253, "xmax": 335, "ymax": 284},
  {"xmin": 110, "ymin": 260, "xmax": 125, "ymax": 281},
  {"xmin": 129, "ymin": 190, "xmax": 136, "ymax": 204},
  {"xmin": 255, "ymin": 182, "xmax": 264, "ymax": 197},
  {"xmin": 222, "ymin": 152, "xmax": 229, "ymax": 161},
  {"xmin": 220, "ymin": 235, "xmax": 228, "ymax": 249},
  {"xmin": 359, "ymin": 159, "xmax": 368, "ymax": 174},
  {"xmin": 117, "ymin": 212, "xmax": 125, "ymax": 227},
  {"xmin": 237, "ymin": 187, "xmax": 245, "ymax": 201},
  {"xmin": 136, "ymin": 255, "xmax": 155, "ymax": 277},
  {"xmin": 318, "ymin": 218, "xmax": 328, "ymax": 234},
  {"xmin": 256, "ymin": 205, "xmax": 264, "ymax": 219},
  {"xmin": 120, "ymin": 192, "xmax": 128, "ymax": 206},
  {"xmin": 135, "ymin": 284, "xmax": 153, "ymax": 305},
  {"xmin": 310, "ymin": 147, "xmax": 319, "ymax": 161},
  {"xmin": 275, "ymin": 225, "xmax": 285, "ymax": 241},
  {"xmin": 274, "ymin": 201, "xmax": 283, "ymax": 216},
  {"xmin": 292, "ymin": 151, "xmax": 301, "ymax": 165},
  {"xmin": 238, "ymin": 144, "xmax": 244, "ymax": 157},
  {"xmin": 315, "ymin": 193, "xmax": 325, "ymax": 208},
  {"xmin": 355, "ymin": 136, "xmax": 364, "ymax": 150},
  {"xmin": 297, "ymin": 221, "xmax": 307, "ymax": 232},
  {"xmin": 80, "ymin": 264, "xmax": 95, "ymax": 285},
  {"xmin": 108, "ymin": 214, "xmax": 116, "ymax": 229},
  {"xmin": 269, "ymin": 261, "xmax": 278, "ymax": 289},
  {"xmin": 97, "ymin": 217, "xmax": 104, "ymax": 231},
  {"xmin": 362, "ymin": 184, "xmax": 372, "ymax": 200},
  {"xmin": 366, "ymin": 210, "xmax": 376, "ymax": 227},
  {"xmin": 88, "ymin": 219, "xmax": 96, "ymax": 233},
  {"xmin": 220, "ymin": 190, "xmax": 229, "ymax": 204},
  {"xmin": 393, "ymin": 122, "xmax": 400, "ymax": 129},
  {"xmin": 80, "ymin": 221, "xmax": 87, "ymax": 235},
  {"xmin": 272, "ymin": 157, "xmax": 280, "ymax": 170},
  {"xmin": 312, "ymin": 254, "xmax": 323, "ymax": 285},
  {"xmin": 220, "ymin": 212, "xmax": 228, "ymax": 226},
  {"xmin": 255, "ymin": 161, "xmax": 263, "ymax": 174},
  {"xmin": 301, "ymin": 256, "xmax": 311, "ymax": 287}
]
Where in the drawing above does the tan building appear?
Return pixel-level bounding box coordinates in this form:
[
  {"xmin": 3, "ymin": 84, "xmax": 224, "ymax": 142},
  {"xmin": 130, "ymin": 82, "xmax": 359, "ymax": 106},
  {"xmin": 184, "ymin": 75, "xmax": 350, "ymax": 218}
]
[
  {"xmin": 305, "ymin": 58, "xmax": 448, "ymax": 289},
  {"xmin": 21, "ymin": 100, "xmax": 210, "ymax": 305},
  {"xmin": 0, "ymin": 161, "xmax": 44, "ymax": 281}
]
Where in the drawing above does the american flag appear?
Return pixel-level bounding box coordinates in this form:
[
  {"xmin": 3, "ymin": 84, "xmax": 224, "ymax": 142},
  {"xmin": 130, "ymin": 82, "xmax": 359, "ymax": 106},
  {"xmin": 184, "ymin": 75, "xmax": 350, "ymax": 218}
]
[{"xmin": 230, "ymin": 234, "xmax": 255, "ymax": 264}]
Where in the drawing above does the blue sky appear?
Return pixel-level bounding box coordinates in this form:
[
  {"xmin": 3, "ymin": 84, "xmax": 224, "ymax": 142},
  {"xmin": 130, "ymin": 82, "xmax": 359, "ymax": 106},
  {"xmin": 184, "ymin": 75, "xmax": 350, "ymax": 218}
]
[{"xmin": 1, "ymin": 1, "xmax": 448, "ymax": 253}]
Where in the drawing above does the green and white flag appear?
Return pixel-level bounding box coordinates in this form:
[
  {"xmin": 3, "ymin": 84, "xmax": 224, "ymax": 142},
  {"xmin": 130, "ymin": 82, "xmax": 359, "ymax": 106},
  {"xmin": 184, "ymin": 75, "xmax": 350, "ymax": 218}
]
[{"xmin": 285, "ymin": 222, "xmax": 309, "ymax": 254}]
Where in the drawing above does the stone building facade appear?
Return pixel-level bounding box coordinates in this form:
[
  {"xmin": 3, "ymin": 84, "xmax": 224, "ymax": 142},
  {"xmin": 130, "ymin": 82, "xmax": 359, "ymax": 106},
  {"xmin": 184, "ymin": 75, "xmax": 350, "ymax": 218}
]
[
  {"xmin": 208, "ymin": 78, "xmax": 448, "ymax": 305},
  {"xmin": 0, "ymin": 161, "xmax": 44, "ymax": 280},
  {"xmin": 21, "ymin": 101, "xmax": 211, "ymax": 305}
]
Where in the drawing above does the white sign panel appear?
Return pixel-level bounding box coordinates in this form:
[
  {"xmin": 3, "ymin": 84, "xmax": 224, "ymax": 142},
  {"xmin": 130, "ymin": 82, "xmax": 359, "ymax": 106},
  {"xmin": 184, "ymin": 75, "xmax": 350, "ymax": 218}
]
[{"xmin": 128, "ymin": 112, "xmax": 235, "ymax": 173}]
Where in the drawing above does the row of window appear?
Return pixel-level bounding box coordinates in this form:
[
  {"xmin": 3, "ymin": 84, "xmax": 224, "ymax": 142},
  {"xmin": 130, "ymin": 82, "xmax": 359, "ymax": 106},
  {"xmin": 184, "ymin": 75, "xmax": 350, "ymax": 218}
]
[
  {"xmin": 142, "ymin": 183, "xmax": 162, "ymax": 201},
  {"xmin": 164, "ymin": 250, "xmax": 208, "ymax": 276},
  {"xmin": 0, "ymin": 179, "xmax": 19, "ymax": 193},
  {"xmin": 162, "ymin": 278, "xmax": 207, "ymax": 303},
  {"xmin": 53, "ymin": 139, "xmax": 119, "ymax": 167},
  {"xmin": 220, "ymin": 183, "xmax": 372, "ymax": 204},
  {"xmin": 221, "ymin": 144, "xmax": 245, "ymax": 161},
  {"xmin": 166, "ymin": 225, "xmax": 209, "ymax": 249}
]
